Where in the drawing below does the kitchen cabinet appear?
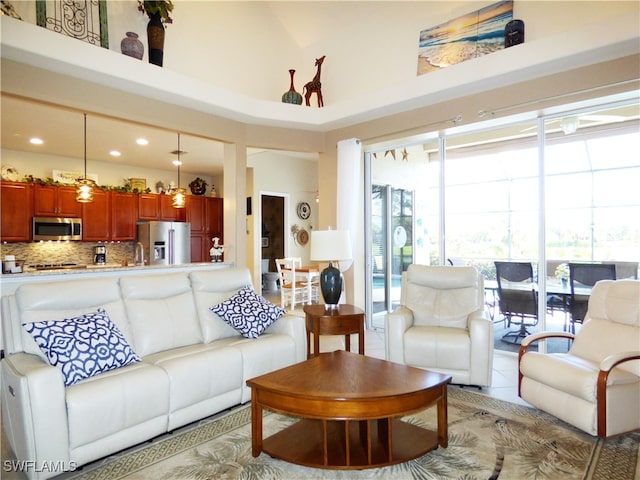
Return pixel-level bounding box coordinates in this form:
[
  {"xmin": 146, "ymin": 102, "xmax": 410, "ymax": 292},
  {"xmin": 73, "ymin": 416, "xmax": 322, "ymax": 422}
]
[
  {"xmin": 138, "ymin": 193, "xmax": 160, "ymax": 220},
  {"xmin": 33, "ymin": 184, "xmax": 82, "ymax": 217},
  {"xmin": 82, "ymin": 191, "xmax": 137, "ymax": 241},
  {"xmin": 138, "ymin": 193, "xmax": 185, "ymax": 222},
  {"xmin": 111, "ymin": 192, "xmax": 137, "ymax": 240},
  {"xmin": 188, "ymin": 196, "xmax": 223, "ymax": 262},
  {"xmin": 82, "ymin": 189, "xmax": 110, "ymax": 241},
  {"xmin": 1, "ymin": 181, "xmax": 33, "ymax": 242}
]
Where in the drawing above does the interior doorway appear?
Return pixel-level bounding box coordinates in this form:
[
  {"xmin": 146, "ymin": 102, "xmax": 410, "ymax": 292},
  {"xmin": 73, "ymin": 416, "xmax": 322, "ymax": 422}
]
[{"xmin": 260, "ymin": 194, "xmax": 285, "ymax": 274}]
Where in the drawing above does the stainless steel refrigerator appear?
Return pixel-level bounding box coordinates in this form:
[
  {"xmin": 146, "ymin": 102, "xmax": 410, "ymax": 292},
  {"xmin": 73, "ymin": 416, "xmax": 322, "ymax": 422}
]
[{"xmin": 137, "ymin": 221, "xmax": 191, "ymax": 265}]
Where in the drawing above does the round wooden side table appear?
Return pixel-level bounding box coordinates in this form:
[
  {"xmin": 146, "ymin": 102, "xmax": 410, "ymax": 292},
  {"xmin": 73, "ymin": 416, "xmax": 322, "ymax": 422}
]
[{"xmin": 303, "ymin": 304, "xmax": 365, "ymax": 358}]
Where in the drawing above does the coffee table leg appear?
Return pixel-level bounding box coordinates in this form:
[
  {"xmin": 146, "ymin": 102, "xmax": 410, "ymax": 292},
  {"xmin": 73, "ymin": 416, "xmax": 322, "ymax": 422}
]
[
  {"xmin": 251, "ymin": 392, "xmax": 263, "ymax": 457},
  {"xmin": 437, "ymin": 386, "xmax": 448, "ymax": 448}
]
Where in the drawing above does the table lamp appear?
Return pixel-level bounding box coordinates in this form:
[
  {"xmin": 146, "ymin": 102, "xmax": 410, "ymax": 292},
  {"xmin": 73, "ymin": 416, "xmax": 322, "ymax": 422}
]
[{"xmin": 310, "ymin": 229, "xmax": 352, "ymax": 309}]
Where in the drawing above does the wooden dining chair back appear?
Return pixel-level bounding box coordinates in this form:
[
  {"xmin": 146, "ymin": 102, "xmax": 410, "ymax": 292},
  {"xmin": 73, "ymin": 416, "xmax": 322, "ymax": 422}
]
[
  {"xmin": 275, "ymin": 257, "xmax": 307, "ymax": 309},
  {"xmin": 495, "ymin": 261, "xmax": 539, "ymax": 344},
  {"xmin": 568, "ymin": 262, "xmax": 616, "ymax": 332}
]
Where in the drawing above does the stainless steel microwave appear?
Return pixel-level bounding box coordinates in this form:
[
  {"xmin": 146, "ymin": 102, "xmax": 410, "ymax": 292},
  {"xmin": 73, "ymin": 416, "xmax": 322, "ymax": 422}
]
[{"xmin": 32, "ymin": 217, "xmax": 82, "ymax": 241}]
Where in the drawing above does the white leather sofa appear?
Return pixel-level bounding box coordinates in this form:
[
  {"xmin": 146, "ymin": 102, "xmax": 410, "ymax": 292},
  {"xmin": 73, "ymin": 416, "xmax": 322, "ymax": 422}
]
[
  {"xmin": 1, "ymin": 267, "xmax": 306, "ymax": 480},
  {"xmin": 385, "ymin": 264, "xmax": 493, "ymax": 387}
]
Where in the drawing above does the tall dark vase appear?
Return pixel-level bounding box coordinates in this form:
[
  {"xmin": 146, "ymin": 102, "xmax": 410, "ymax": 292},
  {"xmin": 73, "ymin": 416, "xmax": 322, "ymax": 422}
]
[
  {"xmin": 147, "ymin": 12, "xmax": 165, "ymax": 66},
  {"xmin": 281, "ymin": 69, "xmax": 303, "ymax": 105},
  {"xmin": 320, "ymin": 262, "xmax": 343, "ymax": 306}
]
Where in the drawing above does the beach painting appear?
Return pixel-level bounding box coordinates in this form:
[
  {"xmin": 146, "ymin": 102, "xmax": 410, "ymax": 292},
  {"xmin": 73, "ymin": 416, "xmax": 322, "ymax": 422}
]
[{"xmin": 417, "ymin": 0, "xmax": 513, "ymax": 75}]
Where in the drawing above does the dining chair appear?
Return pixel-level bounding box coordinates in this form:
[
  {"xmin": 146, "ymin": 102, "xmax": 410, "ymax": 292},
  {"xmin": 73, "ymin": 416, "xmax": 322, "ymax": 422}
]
[
  {"xmin": 275, "ymin": 257, "xmax": 307, "ymax": 309},
  {"xmin": 568, "ymin": 262, "xmax": 616, "ymax": 333},
  {"xmin": 494, "ymin": 261, "xmax": 539, "ymax": 344}
]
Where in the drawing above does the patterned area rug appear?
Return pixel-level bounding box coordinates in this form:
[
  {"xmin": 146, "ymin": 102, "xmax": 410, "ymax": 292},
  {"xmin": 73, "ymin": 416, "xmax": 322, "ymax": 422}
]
[{"xmin": 65, "ymin": 388, "xmax": 639, "ymax": 480}]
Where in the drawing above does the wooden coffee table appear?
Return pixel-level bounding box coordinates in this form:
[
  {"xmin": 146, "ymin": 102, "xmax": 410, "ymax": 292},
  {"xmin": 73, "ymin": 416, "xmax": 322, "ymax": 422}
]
[{"xmin": 246, "ymin": 350, "xmax": 451, "ymax": 469}]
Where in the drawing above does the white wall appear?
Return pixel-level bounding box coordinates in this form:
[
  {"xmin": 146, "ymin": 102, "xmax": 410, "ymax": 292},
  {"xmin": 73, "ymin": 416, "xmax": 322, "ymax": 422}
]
[
  {"xmin": 246, "ymin": 150, "xmax": 318, "ymax": 287},
  {"xmin": 12, "ymin": 1, "xmax": 638, "ymax": 105}
]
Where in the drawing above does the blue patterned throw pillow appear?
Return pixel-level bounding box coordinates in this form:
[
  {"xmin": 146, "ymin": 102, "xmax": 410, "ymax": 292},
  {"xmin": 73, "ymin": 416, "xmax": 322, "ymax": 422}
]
[
  {"xmin": 210, "ymin": 286, "xmax": 286, "ymax": 339},
  {"xmin": 23, "ymin": 308, "xmax": 140, "ymax": 386}
]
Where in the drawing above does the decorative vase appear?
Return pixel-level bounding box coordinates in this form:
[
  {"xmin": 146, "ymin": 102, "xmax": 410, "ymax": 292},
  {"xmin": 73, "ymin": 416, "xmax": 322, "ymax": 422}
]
[
  {"xmin": 281, "ymin": 69, "xmax": 303, "ymax": 105},
  {"xmin": 320, "ymin": 262, "xmax": 343, "ymax": 306},
  {"xmin": 505, "ymin": 19, "xmax": 525, "ymax": 48},
  {"xmin": 121, "ymin": 32, "xmax": 144, "ymax": 60},
  {"xmin": 147, "ymin": 13, "xmax": 165, "ymax": 66}
]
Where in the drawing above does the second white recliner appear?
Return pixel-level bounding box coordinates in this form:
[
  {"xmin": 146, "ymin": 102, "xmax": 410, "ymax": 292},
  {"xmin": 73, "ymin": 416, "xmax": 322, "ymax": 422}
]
[{"xmin": 385, "ymin": 264, "xmax": 494, "ymax": 387}]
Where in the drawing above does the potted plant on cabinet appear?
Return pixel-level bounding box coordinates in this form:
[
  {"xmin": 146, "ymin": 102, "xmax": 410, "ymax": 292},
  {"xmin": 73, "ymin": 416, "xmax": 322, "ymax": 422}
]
[{"xmin": 137, "ymin": 1, "xmax": 174, "ymax": 67}]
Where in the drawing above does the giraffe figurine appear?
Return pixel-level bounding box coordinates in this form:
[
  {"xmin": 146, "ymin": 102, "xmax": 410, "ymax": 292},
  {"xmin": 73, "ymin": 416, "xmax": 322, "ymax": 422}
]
[{"xmin": 303, "ymin": 55, "xmax": 326, "ymax": 107}]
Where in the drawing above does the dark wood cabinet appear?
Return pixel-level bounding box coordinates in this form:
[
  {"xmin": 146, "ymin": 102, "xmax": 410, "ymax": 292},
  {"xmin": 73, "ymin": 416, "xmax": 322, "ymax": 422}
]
[
  {"xmin": 110, "ymin": 192, "xmax": 137, "ymax": 241},
  {"xmin": 138, "ymin": 193, "xmax": 159, "ymax": 220},
  {"xmin": 138, "ymin": 193, "xmax": 186, "ymax": 221},
  {"xmin": 82, "ymin": 189, "xmax": 110, "ymax": 241},
  {"xmin": 83, "ymin": 191, "xmax": 137, "ymax": 241},
  {"xmin": 33, "ymin": 185, "xmax": 81, "ymax": 217},
  {"xmin": 188, "ymin": 196, "xmax": 223, "ymax": 262},
  {"xmin": 1, "ymin": 181, "xmax": 33, "ymax": 242}
]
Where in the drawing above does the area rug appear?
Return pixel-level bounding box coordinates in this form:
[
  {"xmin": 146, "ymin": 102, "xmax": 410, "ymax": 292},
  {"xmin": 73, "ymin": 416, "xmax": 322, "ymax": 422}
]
[{"xmin": 65, "ymin": 388, "xmax": 639, "ymax": 480}]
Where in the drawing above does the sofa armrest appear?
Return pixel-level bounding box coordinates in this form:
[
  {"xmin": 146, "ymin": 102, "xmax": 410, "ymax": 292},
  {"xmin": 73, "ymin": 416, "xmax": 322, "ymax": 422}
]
[
  {"xmin": 264, "ymin": 313, "xmax": 307, "ymax": 362},
  {"xmin": 384, "ymin": 306, "xmax": 414, "ymax": 364},
  {"xmin": 468, "ymin": 310, "xmax": 493, "ymax": 386},
  {"xmin": 1, "ymin": 353, "xmax": 70, "ymax": 479}
]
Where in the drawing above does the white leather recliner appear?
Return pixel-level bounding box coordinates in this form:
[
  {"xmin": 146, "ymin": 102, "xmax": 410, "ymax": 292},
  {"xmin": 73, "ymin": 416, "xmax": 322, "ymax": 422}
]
[
  {"xmin": 385, "ymin": 264, "xmax": 493, "ymax": 387},
  {"xmin": 519, "ymin": 279, "xmax": 640, "ymax": 438}
]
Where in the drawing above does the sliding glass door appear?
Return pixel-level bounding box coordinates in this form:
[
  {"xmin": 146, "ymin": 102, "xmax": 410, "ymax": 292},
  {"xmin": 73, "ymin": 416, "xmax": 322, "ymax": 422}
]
[{"xmin": 364, "ymin": 95, "xmax": 639, "ymax": 348}]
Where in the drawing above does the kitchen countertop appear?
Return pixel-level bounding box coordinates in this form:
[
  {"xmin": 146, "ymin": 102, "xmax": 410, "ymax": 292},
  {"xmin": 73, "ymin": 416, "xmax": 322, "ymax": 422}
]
[
  {"xmin": 3, "ymin": 262, "xmax": 229, "ymax": 277},
  {"xmin": 0, "ymin": 262, "xmax": 233, "ymax": 296}
]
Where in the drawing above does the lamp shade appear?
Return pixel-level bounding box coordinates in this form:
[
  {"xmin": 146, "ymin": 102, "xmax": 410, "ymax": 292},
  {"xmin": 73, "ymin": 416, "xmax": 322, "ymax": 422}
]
[
  {"xmin": 310, "ymin": 229, "xmax": 352, "ymax": 262},
  {"xmin": 310, "ymin": 229, "xmax": 352, "ymax": 308}
]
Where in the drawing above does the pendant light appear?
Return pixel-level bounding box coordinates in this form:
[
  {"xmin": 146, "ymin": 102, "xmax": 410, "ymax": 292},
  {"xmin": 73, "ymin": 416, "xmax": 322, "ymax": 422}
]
[
  {"xmin": 75, "ymin": 113, "xmax": 96, "ymax": 203},
  {"xmin": 171, "ymin": 132, "xmax": 186, "ymax": 208}
]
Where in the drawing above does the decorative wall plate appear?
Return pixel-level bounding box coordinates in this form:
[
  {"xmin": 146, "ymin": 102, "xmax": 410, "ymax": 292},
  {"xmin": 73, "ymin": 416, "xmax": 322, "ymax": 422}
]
[
  {"xmin": 297, "ymin": 228, "xmax": 309, "ymax": 246},
  {"xmin": 297, "ymin": 201, "xmax": 311, "ymax": 219},
  {"xmin": 1, "ymin": 165, "xmax": 19, "ymax": 182}
]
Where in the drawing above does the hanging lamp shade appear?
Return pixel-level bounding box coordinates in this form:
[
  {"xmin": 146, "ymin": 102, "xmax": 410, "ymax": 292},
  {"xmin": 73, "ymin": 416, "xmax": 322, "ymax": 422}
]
[
  {"xmin": 171, "ymin": 132, "xmax": 186, "ymax": 208},
  {"xmin": 75, "ymin": 113, "xmax": 96, "ymax": 203}
]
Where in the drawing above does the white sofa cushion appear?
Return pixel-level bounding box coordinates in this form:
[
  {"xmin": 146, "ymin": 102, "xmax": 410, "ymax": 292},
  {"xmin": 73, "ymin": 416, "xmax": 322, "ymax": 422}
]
[
  {"xmin": 120, "ymin": 273, "xmax": 202, "ymax": 357},
  {"xmin": 22, "ymin": 308, "xmax": 140, "ymax": 386},
  {"xmin": 190, "ymin": 268, "xmax": 256, "ymax": 342},
  {"xmin": 65, "ymin": 361, "xmax": 169, "ymax": 450},
  {"xmin": 404, "ymin": 265, "xmax": 482, "ymax": 329}
]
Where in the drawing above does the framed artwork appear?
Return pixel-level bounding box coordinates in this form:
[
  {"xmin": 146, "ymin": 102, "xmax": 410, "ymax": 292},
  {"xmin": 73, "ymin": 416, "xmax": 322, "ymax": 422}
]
[
  {"xmin": 129, "ymin": 178, "xmax": 147, "ymax": 192},
  {"xmin": 53, "ymin": 170, "xmax": 98, "ymax": 184},
  {"xmin": 261, "ymin": 237, "xmax": 269, "ymax": 248},
  {"xmin": 417, "ymin": 0, "xmax": 513, "ymax": 76}
]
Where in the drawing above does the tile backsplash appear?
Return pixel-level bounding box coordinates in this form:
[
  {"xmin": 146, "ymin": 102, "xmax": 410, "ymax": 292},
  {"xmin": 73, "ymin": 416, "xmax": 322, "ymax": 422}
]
[{"xmin": 1, "ymin": 241, "xmax": 135, "ymax": 267}]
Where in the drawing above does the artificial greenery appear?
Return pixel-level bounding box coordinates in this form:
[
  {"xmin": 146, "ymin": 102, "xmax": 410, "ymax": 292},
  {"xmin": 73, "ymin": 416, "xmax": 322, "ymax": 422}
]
[
  {"xmin": 19, "ymin": 175, "xmax": 151, "ymax": 193},
  {"xmin": 138, "ymin": 0, "xmax": 174, "ymax": 24}
]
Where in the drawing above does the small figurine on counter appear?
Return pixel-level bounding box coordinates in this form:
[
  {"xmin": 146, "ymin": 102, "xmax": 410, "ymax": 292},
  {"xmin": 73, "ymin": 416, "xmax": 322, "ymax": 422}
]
[{"xmin": 210, "ymin": 237, "xmax": 224, "ymax": 262}]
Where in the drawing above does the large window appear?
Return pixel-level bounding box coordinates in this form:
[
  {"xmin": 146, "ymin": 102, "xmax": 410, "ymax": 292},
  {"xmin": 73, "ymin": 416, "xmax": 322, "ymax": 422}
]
[{"xmin": 365, "ymin": 97, "xmax": 640, "ymax": 341}]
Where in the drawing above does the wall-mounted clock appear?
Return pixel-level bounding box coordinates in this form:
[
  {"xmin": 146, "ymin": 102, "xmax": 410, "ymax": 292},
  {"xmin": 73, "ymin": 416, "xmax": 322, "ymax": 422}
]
[{"xmin": 297, "ymin": 201, "xmax": 311, "ymax": 220}]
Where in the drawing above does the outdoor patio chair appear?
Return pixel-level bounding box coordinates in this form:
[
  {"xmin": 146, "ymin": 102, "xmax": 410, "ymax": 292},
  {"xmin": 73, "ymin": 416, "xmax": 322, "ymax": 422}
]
[
  {"xmin": 495, "ymin": 261, "xmax": 539, "ymax": 344},
  {"xmin": 568, "ymin": 262, "xmax": 616, "ymax": 333}
]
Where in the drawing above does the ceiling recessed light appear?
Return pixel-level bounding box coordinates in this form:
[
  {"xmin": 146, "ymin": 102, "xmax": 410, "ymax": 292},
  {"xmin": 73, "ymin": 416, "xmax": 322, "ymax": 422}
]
[
  {"xmin": 109, "ymin": 150, "xmax": 122, "ymax": 157},
  {"xmin": 29, "ymin": 137, "xmax": 44, "ymax": 145},
  {"xmin": 136, "ymin": 138, "xmax": 149, "ymax": 145}
]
